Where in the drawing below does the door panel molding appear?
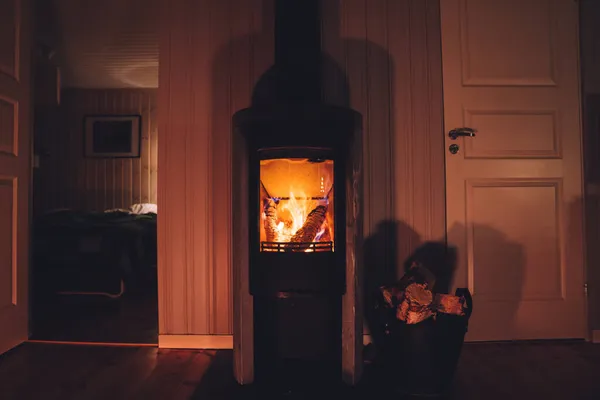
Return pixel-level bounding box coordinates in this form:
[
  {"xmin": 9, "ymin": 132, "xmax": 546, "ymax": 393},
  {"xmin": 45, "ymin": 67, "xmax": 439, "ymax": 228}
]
[
  {"xmin": 0, "ymin": 0, "xmax": 29, "ymax": 355},
  {"xmin": 442, "ymin": 0, "xmax": 586, "ymax": 341},
  {"xmin": 458, "ymin": 0, "xmax": 558, "ymax": 86},
  {"xmin": 0, "ymin": 95, "xmax": 18, "ymax": 156},
  {"xmin": 0, "ymin": 0, "xmax": 20, "ymax": 81},
  {"xmin": 462, "ymin": 108, "xmax": 561, "ymax": 159}
]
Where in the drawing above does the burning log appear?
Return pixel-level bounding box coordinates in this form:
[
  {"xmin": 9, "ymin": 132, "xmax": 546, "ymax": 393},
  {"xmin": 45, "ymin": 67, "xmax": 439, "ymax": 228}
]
[
  {"xmin": 264, "ymin": 199, "xmax": 279, "ymax": 242},
  {"xmin": 290, "ymin": 205, "xmax": 327, "ymax": 244}
]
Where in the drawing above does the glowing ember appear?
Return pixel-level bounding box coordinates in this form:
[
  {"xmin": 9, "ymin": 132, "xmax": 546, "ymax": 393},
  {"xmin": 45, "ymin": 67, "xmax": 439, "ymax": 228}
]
[{"xmin": 262, "ymin": 193, "xmax": 332, "ymax": 251}]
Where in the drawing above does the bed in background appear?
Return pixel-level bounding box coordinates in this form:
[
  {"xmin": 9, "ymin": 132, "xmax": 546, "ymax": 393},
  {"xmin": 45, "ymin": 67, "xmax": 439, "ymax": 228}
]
[{"xmin": 32, "ymin": 204, "xmax": 157, "ymax": 299}]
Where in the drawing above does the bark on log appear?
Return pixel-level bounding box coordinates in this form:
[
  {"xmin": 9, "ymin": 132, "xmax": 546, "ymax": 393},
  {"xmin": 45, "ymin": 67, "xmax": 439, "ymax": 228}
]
[
  {"xmin": 290, "ymin": 205, "xmax": 327, "ymax": 243},
  {"xmin": 264, "ymin": 199, "xmax": 279, "ymax": 242}
]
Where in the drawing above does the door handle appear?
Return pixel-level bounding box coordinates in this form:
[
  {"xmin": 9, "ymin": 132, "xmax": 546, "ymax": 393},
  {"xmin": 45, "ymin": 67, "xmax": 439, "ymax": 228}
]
[{"xmin": 449, "ymin": 127, "xmax": 477, "ymax": 140}]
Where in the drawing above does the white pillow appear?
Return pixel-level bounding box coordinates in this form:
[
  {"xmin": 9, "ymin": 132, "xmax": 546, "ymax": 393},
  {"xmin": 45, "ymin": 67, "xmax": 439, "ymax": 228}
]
[{"xmin": 130, "ymin": 203, "xmax": 157, "ymax": 214}]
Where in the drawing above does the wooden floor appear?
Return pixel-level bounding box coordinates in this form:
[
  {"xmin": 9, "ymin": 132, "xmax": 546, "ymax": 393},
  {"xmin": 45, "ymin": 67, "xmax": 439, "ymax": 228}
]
[
  {"xmin": 30, "ymin": 289, "xmax": 158, "ymax": 344},
  {"xmin": 0, "ymin": 341, "xmax": 599, "ymax": 399}
]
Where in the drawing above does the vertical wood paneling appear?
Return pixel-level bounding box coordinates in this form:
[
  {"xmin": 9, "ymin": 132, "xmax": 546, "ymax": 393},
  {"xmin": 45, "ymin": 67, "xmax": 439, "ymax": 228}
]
[
  {"xmin": 37, "ymin": 89, "xmax": 157, "ymax": 213},
  {"xmin": 209, "ymin": 0, "xmax": 231, "ymax": 336},
  {"xmin": 159, "ymin": 0, "xmax": 272, "ymax": 336},
  {"xmin": 214, "ymin": 0, "xmax": 251, "ymax": 335},
  {"xmin": 159, "ymin": 0, "xmax": 444, "ymax": 342},
  {"xmin": 156, "ymin": 0, "xmax": 171, "ymax": 334},
  {"xmin": 342, "ymin": 0, "xmax": 372, "ymax": 234},
  {"xmin": 321, "ymin": 0, "xmax": 445, "ymax": 273},
  {"xmin": 389, "ymin": 0, "xmax": 446, "ymax": 258},
  {"xmin": 163, "ymin": 0, "xmax": 192, "ymax": 335},
  {"xmin": 319, "ymin": 0, "xmax": 444, "ymax": 354},
  {"xmin": 186, "ymin": 0, "xmax": 211, "ymax": 336},
  {"xmin": 365, "ymin": 0, "xmax": 394, "ymax": 239}
]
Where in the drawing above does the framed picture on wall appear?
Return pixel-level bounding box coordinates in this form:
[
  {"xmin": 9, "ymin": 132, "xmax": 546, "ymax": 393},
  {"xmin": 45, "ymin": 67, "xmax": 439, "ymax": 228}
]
[{"xmin": 83, "ymin": 115, "xmax": 142, "ymax": 158}]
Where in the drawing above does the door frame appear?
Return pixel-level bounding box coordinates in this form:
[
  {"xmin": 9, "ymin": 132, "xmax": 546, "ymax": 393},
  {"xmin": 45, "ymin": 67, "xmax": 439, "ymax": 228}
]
[
  {"xmin": 0, "ymin": 0, "xmax": 33, "ymax": 355},
  {"xmin": 581, "ymin": 93, "xmax": 600, "ymax": 343}
]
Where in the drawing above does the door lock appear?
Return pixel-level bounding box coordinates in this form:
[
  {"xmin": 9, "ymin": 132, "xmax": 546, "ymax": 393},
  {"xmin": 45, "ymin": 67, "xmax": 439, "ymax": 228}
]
[{"xmin": 449, "ymin": 127, "xmax": 477, "ymax": 140}]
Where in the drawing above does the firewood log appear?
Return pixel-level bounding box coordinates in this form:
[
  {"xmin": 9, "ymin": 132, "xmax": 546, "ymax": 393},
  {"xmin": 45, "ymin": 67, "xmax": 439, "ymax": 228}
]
[
  {"xmin": 290, "ymin": 205, "xmax": 327, "ymax": 244},
  {"xmin": 263, "ymin": 199, "xmax": 279, "ymax": 242},
  {"xmin": 434, "ymin": 294, "xmax": 466, "ymax": 316}
]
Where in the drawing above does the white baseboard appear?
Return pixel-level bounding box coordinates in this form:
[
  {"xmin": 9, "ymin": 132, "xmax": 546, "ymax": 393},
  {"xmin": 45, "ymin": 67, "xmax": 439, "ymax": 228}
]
[
  {"xmin": 160, "ymin": 332, "xmax": 598, "ymax": 348},
  {"xmin": 158, "ymin": 334, "xmax": 372, "ymax": 349},
  {"xmin": 158, "ymin": 335, "xmax": 233, "ymax": 349}
]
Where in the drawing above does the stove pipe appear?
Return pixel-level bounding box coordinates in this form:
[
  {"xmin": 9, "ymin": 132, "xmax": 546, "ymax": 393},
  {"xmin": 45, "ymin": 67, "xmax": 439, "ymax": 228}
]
[{"xmin": 273, "ymin": 0, "xmax": 321, "ymax": 105}]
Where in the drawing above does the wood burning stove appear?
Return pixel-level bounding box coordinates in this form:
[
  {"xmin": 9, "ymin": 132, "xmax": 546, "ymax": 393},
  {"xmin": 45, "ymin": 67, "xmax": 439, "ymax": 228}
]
[
  {"xmin": 231, "ymin": 0, "xmax": 362, "ymax": 391},
  {"xmin": 233, "ymin": 105, "xmax": 360, "ymax": 390}
]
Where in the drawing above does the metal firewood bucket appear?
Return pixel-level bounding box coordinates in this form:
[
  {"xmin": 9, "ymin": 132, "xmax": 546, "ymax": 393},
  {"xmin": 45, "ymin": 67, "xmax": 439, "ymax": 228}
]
[{"xmin": 381, "ymin": 288, "xmax": 473, "ymax": 397}]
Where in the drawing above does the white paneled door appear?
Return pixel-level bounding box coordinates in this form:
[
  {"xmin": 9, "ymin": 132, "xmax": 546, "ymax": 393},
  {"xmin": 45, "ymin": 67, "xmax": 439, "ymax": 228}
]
[
  {"xmin": 441, "ymin": 0, "xmax": 586, "ymax": 341},
  {"xmin": 0, "ymin": 0, "xmax": 31, "ymax": 354}
]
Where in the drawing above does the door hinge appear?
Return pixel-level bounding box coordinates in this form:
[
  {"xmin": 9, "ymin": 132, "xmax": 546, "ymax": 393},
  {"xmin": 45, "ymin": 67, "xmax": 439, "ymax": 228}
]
[{"xmin": 584, "ymin": 283, "xmax": 588, "ymax": 296}]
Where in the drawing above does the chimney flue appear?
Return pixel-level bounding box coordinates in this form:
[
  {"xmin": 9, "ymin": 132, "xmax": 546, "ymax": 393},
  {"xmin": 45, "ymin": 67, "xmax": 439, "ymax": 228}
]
[{"xmin": 274, "ymin": 0, "xmax": 321, "ymax": 105}]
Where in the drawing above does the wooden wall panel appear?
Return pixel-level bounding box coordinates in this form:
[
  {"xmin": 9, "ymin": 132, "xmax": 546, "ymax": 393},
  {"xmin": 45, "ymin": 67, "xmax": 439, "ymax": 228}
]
[
  {"xmin": 35, "ymin": 89, "xmax": 157, "ymax": 213},
  {"xmin": 321, "ymin": 0, "xmax": 445, "ymax": 276},
  {"xmin": 158, "ymin": 0, "xmax": 444, "ymax": 338},
  {"xmin": 158, "ymin": 0, "xmax": 273, "ymax": 336}
]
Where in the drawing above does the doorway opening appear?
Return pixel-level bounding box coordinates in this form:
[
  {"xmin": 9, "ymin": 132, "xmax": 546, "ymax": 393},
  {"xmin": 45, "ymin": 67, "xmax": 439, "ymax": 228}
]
[{"xmin": 29, "ymin": 0, "xmax": 159, "ymax": 345}]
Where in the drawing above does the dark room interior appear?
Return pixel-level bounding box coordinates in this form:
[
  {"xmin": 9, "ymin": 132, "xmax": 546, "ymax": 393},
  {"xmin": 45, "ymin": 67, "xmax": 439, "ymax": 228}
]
[{"xmin": 0, "ymin": 0, "xmax": 599, "ymax": 399}]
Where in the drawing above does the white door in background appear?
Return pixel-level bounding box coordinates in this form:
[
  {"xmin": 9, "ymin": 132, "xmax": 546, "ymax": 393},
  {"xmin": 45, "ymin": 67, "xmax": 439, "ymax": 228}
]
[
  {"xmin": 441, "ymin": 0, "xmax": 586, "ymax": 341},
  {"xmin": 0, "ymin": 0, "xmax": 32, "ymax": 354}
]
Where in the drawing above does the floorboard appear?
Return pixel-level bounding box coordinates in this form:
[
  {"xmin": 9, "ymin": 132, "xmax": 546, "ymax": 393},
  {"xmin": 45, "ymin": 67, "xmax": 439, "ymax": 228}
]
[
  {"xmin": 30, "ymin": 290, "xmax": 158, "ymax": 344},
  {"xmin": 0, "ymin": 342, "xmax": 598, "ymax": 399}
]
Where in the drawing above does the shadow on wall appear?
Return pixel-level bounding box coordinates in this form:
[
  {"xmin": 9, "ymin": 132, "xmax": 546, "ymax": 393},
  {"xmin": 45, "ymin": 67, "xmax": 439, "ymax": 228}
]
[
  {"xmin": 209, "ymin": 0, "xmax": 397, "ymax": 224},
  {"xmin": 201, "ymin": 0, "xmax": 587, "ymax": 389},
  {"xmin": 209, "ymin": 0, "xmax": 543, "ymax": 344},
  {"xmin": 362, "ymin": 219, "xmax": 526, "ymax": 349},
  {"xmin": 208, "ymin": 1, "xmax": 399, "ymax": 388},
  {"xmin": 209, "ymin": 0, "xmax": 397, "ymax": 338}
]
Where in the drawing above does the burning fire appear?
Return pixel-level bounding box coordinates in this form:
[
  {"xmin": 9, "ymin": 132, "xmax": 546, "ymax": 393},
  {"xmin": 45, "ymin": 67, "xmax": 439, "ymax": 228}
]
[
  {"xmin": 271, "ymin": 192, "xmax": 328, "ymax": 241},
  {"xmin": 261, "ymin": 192, "xmax": 333, "ymax": 252},
  {"xmin": 259, "ymin": 158, "xmax": 334, "ymax": 252}
]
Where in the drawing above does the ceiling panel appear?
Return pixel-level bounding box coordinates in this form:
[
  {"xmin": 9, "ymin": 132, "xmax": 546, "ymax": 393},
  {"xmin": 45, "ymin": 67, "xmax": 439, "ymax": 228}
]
[{"xmin": 41, "ymin": 0, "xmax": 159, "ymax": 88}]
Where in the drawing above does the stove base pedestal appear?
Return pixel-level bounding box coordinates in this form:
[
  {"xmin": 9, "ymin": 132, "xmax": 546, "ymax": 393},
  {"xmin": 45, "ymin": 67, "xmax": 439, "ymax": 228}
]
[{"xmin": 253, "ymin": 295, "xmax": 342, "ymax": 390}]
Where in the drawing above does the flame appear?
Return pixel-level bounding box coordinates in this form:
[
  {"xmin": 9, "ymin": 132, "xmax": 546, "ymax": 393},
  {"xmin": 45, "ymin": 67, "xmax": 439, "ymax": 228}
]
[
  {"xmin": 315, "ymin": 225, "xmax": 326, "ymax": 241},
  {"xmin": 272, "ymin": 191, "xmax": 308, "ymax": 241},
  {"xmin": 259, "ymin": 158, "xmax": 334, "ymax": 251},
  {"xmin": 261, "ymin": 191, "xmax": 333, "ymax": 243}
]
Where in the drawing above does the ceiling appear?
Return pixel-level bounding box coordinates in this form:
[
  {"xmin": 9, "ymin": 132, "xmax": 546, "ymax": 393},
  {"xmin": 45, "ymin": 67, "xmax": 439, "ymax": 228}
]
[{"xmin": 37, "ymin": 0, "xmax": 159, "ymax": 89}]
